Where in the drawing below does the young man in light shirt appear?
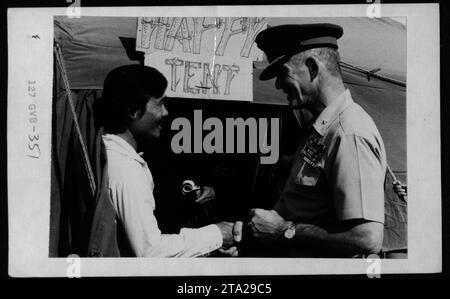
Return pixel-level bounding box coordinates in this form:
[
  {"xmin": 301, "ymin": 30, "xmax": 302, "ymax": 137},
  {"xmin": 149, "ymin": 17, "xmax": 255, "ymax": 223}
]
[{"xmin": 99, "ymin": 64, "xmax": 241, "ymax": 257}]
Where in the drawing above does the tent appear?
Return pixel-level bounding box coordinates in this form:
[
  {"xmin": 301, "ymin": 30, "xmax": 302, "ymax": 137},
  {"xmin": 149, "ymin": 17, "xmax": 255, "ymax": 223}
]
[{"xmin": 51, "ymin": 16, "xmax": 406, "ymax": 257}]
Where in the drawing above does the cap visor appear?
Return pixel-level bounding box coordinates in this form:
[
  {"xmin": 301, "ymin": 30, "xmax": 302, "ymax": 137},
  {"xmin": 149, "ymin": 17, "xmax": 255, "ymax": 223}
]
[
  {"xmin": 259, "ymin": 60, "xmax": 283, "ymax": 81},
  {"xmin": 258, "ymin": 53, "xmax": 292, "ymax": 81}
]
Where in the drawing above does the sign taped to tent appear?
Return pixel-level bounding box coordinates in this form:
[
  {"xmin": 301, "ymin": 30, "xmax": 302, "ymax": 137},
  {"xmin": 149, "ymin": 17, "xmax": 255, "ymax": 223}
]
[{"xmin": 136, "ymin": 17, "xmax": 267, "ymax": 101}]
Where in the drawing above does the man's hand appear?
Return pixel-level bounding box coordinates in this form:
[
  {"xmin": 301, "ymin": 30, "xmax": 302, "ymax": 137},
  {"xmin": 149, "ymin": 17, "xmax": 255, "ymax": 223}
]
[
  {"xmin": 196, "ymin": 186, "xmax": 215, "ymax": 204},
  {"xmin": 216, "ymin": 246, "xmax": 239, "ymax": 257},
  {"xmin": 393, "ymin": 181, "xmax": 407, "ymax": 201},
  {"xmin": 216, "ymin": 221, "xmax": 243, "ymax": 248},
  {"xmin": 248, "ymin": 209, "xmax": 289, "ymax": 243}
]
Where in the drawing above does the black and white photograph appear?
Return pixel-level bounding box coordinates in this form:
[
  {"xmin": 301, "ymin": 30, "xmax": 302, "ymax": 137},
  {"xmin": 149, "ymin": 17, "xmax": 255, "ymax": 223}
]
[{"xmin": 6, "ymin": 4, "xmax": 440, "ymax": 277}]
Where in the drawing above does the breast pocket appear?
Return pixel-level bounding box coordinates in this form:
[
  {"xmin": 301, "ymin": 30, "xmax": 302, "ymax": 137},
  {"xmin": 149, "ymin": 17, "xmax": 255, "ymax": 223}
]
[{"xmin": 295, "ymin": 162, "xmax": 322, "ymax": 187}]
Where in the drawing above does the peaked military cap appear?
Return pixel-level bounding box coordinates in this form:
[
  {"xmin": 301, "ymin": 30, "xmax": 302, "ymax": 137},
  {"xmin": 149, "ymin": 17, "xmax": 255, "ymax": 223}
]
[{"xmin": 255, "ymin": 23, "xmax": 344, "ymax": 80}]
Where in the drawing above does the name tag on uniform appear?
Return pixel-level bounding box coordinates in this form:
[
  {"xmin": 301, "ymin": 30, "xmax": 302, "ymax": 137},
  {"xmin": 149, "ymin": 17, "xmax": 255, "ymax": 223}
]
[{"xmin": 300, "ymin": 131, "xmax": 326, "ymax": 168}]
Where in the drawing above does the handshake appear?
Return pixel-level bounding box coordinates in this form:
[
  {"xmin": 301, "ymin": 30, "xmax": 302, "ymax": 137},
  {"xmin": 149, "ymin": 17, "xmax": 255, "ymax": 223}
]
[
  {"xmin": 214, "ymin": 209, "xmax": 291, "ymax": 257},
  {"xmin": 215, "ymin": 221, "xmax": 244, "ymax": 257},
  {"xmin": 190, "ymin": 184, "xmax": 290, "ymax": 256}
]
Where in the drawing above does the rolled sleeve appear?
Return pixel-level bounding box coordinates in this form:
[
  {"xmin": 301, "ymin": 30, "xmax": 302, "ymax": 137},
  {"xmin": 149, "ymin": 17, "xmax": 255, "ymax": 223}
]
[{"xmin": 331, "ymin": 134, "xmax": 386, "ymax": 223}]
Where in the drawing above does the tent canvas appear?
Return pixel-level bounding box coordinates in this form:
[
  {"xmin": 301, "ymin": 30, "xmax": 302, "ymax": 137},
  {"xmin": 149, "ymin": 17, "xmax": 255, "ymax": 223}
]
[{"xmin": 54, "ymin": 16, "xmax": 406, "ymax": 172}]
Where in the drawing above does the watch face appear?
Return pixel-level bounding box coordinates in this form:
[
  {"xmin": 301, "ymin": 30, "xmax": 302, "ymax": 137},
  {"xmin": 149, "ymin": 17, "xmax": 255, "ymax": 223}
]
[{"xmin": 284, "ymin": 227, "xmax": 295, "ymax": 239}]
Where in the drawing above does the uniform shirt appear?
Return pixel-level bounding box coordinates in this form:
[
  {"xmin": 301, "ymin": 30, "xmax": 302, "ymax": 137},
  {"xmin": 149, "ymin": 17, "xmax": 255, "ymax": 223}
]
[
  {"xmin": 102, "ymin": 134, "xmax": 223, "ymax": 257},
  {"xmin": 274, "ymin": 89, "xmax": 387, "ymax": 230}
]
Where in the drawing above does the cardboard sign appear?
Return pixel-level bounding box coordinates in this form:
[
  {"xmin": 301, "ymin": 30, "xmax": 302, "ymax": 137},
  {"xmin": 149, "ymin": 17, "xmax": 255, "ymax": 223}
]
[{"xmin": 137, "ymin": 17, "xmax": 267, "ymax": 101}]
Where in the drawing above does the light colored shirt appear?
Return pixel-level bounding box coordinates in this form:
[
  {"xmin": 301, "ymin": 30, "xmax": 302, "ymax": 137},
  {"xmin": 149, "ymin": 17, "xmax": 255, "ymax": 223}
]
[
  {"xmin": 102, "ymin": 134, "xmax": 223, "ymax": 257},
  {"xmin": 275, "ymin": 89, "xmax": 387, "ymax": 229}
]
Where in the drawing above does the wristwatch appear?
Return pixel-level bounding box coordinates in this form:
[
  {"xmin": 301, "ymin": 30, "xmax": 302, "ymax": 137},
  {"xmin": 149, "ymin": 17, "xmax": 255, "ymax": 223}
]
[{"xmin": 283, "ymin": 222, "xmax": 296, "ymax": 240}]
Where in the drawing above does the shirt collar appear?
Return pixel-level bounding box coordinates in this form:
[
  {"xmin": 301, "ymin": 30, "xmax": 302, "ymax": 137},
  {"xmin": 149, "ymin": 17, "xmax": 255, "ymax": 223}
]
[
  {"xmin": 312, "ymin": 89, "xmax": 353, "ymax": 136},
  {"xmin": 102, "ymin": 134, "xmax": 147, "ymax": 165}
]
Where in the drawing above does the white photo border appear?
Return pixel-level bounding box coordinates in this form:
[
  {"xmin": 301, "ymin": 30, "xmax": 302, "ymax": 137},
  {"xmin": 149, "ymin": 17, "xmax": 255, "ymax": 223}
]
[{"xmin": 7, "ymin": 4, "xmax": 441, "ymax": 277}]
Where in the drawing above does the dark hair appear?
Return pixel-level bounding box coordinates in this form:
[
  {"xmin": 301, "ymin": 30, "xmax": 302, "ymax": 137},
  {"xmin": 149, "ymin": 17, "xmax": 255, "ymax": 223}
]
[{"xmin": 98, "ymin": 64, "xmax": 168, "ymax": 133}]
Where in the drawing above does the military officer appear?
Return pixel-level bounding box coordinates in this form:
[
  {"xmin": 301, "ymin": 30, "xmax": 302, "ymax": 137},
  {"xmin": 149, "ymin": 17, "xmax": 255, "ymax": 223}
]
[{"xmin": 244, "ymin": 23, "xmax": 387, "ymax": 257}]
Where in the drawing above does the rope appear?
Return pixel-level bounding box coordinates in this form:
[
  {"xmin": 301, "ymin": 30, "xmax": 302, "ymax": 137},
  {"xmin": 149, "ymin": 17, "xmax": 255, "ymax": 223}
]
[
  {"xmin": 386, "ymin": 164, "xmax": 397, "ymax": 182},
  {"xmin": 54, "ymin": 43, "xmax": 96, "ymax": 197},
  {"xmin": 340, "ymin": 61, "xmax": 406, "ymax": 88}
]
